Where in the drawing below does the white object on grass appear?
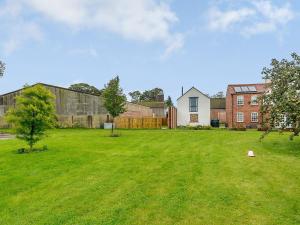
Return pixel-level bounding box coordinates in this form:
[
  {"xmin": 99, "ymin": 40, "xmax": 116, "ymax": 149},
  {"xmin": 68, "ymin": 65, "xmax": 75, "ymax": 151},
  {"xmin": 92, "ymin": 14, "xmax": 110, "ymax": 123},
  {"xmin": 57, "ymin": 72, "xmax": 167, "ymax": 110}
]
[{"xmin": 248, "ymin": 150, "xmax": 255, "ymax": 157}]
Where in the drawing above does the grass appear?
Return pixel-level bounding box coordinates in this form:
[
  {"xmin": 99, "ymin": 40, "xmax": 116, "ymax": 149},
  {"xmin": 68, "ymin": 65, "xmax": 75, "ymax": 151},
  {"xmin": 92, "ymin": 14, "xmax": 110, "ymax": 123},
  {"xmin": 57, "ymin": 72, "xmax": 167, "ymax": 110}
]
[{"xmin": 0, "ymin": 129, "xmax": 299, "ymax": 225}]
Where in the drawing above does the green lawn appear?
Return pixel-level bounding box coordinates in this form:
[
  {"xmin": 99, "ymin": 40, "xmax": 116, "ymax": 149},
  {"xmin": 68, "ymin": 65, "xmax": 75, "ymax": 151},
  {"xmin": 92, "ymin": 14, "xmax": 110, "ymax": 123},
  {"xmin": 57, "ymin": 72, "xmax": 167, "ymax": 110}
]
[{"xmin": 0, "ymin": 129, "xmax": 299, "ymax": 225}]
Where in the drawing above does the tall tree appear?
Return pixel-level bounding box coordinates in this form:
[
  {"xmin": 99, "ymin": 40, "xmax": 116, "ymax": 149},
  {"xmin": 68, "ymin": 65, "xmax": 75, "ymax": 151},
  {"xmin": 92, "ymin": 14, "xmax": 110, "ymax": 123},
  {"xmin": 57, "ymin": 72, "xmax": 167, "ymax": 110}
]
[
  {"xmin": 260, "ymin": 53, "xmax": 300, "ymax": 140},
  {"xmin": 129, "ymin": 91, "xmax": 142, "ymax": 103},
  {"xmin": 5, "ymin": 85, "xmax": 56, "ymax": 151},
  {"xmin": 0, "ymin": 60, "xmax": 5, "ymax": 77},
  {"xmin": 102, "ymin": 76, "xmax": 127, "ymax": 135},
  {"xmin": 211, "ymin": 91, "xmax": 224, "ymax": 98},
  {"xmin": 129, "ymin": 88, "xmax": 164, "ymax": 102},
  {"xmin": 165, "ymin": 96, "xmax": 174, "ymax": 107},
  {"xmin": 69, "ymin": 83, "xmax": 102, "ymax": 95}
]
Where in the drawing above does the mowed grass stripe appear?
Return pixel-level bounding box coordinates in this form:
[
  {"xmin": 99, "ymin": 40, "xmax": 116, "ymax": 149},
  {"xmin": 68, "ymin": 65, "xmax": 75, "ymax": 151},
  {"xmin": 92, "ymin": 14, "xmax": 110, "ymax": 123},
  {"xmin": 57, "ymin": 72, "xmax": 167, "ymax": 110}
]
[{"xmin": 0, "ymin": 129, "xmax": 299, "ymax": 225}]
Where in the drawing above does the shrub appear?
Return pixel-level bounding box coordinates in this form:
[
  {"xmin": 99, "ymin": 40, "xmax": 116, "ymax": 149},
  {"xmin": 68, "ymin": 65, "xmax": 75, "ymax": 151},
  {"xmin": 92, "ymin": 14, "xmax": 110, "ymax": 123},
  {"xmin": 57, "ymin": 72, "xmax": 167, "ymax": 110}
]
[{"xmin": 5, "ymin": 85, "xmax": 56, "ymax": 151}]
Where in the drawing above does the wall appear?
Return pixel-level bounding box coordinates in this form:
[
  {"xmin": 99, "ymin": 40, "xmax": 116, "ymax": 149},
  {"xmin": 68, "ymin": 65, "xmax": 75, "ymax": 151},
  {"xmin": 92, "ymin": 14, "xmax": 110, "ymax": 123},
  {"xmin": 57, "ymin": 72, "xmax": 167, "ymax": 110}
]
[
  {"xmin": 121, "ymin": 102, "xmax": 153, "ymax": 118},
  {"xmin": 226, "ymin": 89, "xmax": 262, "ymax": 128},
  {"xmin": 211, "ymin": 109, "xmax": 226, "ymax": 123},
  {"xmin": 177, "ymin": 88, "xmax": 210, "ymax": 126},
  {"xmin": 151, "ymin": 107, "xmax": 165, "ymax": 117},
  {"xmin": 0, "ymin": 83, "xmax": 155, "ymax": 128}
]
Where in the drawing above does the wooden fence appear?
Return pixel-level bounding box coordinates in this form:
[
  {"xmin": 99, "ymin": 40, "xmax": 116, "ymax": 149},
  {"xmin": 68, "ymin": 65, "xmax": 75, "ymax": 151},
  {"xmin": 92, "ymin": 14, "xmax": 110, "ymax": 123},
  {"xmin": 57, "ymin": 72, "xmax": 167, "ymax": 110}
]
[
  {"xmin": 168, "ymin": 106, "xmax": 177, "ymax": 129},
  {"xmin": 115, "ymin": 117, "xmax": 166, "ymax": 129}
]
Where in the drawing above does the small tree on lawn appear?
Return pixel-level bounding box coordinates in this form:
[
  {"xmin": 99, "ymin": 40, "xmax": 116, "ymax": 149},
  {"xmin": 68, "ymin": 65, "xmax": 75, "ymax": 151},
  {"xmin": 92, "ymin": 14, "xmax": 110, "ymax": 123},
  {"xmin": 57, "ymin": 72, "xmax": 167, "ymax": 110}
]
[
  {"xmin": 260, "ymin": 53, "xmax": 300, "ymax": 140},
  {"xmin": 0, "ymin": 60, "xmax": 5, "ymax": 77},
  {"xmin": 102, "ymin": 76, "xmax": 127, "ymax": 135},
  {"xmin": 5, "ymin": 85, "xmax": 56, "ymax": 150}
]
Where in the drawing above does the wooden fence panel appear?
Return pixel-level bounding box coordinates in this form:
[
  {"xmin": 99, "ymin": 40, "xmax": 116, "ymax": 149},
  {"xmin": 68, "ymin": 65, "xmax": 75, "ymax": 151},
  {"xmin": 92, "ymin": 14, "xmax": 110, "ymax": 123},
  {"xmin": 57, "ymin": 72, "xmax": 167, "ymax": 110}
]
[{"xmin": 115, "ymin": 117, "xmax": 164, "ymax": 129}]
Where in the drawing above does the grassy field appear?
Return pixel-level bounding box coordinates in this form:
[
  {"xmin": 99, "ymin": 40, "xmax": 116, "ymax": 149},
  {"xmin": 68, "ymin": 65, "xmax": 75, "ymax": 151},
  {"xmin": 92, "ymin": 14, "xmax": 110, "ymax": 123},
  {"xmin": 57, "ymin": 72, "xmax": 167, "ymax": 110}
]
[{"xmin": 0, "ymin": 129, "xmax": 299, "ymax": 225}]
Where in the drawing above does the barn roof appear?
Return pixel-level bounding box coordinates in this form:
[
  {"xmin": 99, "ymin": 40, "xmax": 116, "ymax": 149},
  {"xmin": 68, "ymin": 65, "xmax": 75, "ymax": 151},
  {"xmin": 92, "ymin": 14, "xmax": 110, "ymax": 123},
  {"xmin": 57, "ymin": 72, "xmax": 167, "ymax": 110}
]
[{"xmin": 210, "ymin": 98, "xmax": 226, "ymax": 109}]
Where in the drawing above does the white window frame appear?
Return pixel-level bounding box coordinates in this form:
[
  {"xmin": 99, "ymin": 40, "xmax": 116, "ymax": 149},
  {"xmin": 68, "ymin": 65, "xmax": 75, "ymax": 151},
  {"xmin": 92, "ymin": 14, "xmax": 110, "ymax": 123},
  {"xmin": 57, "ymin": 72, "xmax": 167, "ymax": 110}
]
[
  {"xmin": 237, "ymin": 95, "xmax": 244, "ymax": 106},
  {"xmin": 251, "ymin": 112, "xmax": 258, "ymax": 123},
  {"xmin": 237, "ymin": 112, "xmax": 244, "ymax": 122},
  {"xmin": 251, "ymin": 95, "xmax": 258, "ymax": 105}
]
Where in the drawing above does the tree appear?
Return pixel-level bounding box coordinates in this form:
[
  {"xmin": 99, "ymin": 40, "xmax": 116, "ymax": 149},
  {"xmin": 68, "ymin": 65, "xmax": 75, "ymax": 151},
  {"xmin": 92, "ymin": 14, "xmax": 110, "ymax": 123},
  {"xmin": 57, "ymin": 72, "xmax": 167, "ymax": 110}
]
[
  {"xmin": 102, "ymin": 76, "xmax": 127, "ymax": 135},
  {"xmin": 5, "ymin": 85, "xmax": 56, "ymax": 150},
  {"xmin": 129, "ymin": 91, "xmax": 142, "ymax": 103},
  {"xmin": 211, "ymin": 91, "xmax": 224, "ymax": 98},
  {"xmin": 165, "ymin": 96, "xmax": 173, "ymax": 107},
  {"xmin": 0, "ymin": 60, "xmax": 5, "ymax": 77},
  {"xmin": 69, "ymin": 83, "xmax": 102, "ymax": 95},
  {"xmin": 260, "ymin": 53, "xmax": 300, "ymax": 140},
  {"xmin": 129, "ymin": 88, "xmax": 164, "ymax": 102},
  {"xmin": 141, "ymin": 88, "xmax": 164, "ymax": 101}
]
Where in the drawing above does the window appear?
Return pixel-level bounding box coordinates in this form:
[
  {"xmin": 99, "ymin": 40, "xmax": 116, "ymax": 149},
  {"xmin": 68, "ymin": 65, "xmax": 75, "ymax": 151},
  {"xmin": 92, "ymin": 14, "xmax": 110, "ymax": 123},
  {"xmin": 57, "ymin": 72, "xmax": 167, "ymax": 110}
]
[
  {"xmin": 237, "ymin": 95, "xmax": 244, "ymax": 106},
  {"xmin": 189, "ymin": 97, "xmax": 198, "ymax": 112},
  {"xmin": 237, "ymin": 112, "xmax": 244, "ymax": 122},
  {"xmin": 251, "ymin": 112, "xmax": 258, "ymax": 122},
  {"xmin": 190, "ymin": 114, "xmax": 199, "ymax": 123},
  {"xmin": 251, "ymin": 95, "xmax": 258, "ymax": 105}
]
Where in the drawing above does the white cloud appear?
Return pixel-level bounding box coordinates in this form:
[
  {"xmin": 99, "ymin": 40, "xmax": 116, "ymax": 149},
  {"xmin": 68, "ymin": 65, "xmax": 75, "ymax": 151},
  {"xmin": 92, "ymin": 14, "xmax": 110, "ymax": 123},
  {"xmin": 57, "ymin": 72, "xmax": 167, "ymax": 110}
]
[
  {"xmin": 1, "ymin": 0, "xmax": 182, "ymax": 56},
  {"xmin": 0, "ymin": 1, "xmax": 43, "ymax": 54},
  {"xmin": 208, "ymin": 7, "xmax": 255, "ymax": 31},
  {"xmin": 161, "ymin": 33, "xmax": 184, "ymax": 59},
  {"xmin": 207, "ymin": 0, "xmax": 295, "ymax": 37}
]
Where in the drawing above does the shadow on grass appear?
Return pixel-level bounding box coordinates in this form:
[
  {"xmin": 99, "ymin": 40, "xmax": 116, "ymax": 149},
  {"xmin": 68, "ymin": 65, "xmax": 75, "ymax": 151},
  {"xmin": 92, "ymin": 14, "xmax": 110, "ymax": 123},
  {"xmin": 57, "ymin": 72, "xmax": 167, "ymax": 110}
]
[
  {"xmin": 16, "ymin": 145, "xmax": 48, "ymax": 154},
  {"xmin": 260, "ymin": 137, "xmax": 300, "ymax": 157}
]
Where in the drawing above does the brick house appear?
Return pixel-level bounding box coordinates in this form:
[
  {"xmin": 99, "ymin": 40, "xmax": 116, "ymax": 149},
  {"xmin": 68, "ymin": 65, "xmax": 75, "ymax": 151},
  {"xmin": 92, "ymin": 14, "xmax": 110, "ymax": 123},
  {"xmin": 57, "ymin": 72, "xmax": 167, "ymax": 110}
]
[{"xmin": 226, "ymin": 83, "xmax": 267, "ymax": 128}]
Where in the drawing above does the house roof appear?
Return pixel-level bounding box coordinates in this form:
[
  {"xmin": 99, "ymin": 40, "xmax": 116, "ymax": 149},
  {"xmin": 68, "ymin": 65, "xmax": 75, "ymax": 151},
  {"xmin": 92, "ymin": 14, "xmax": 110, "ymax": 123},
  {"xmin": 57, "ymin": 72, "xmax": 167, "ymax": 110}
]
[
  {"xmin": 0, "ymin": 83, "xmax": 102, "ymax": 97},
  {"xmin": 177, "ymin": 87, "xmax": 210, "ymax": 101},
  {"xmin": 138, "ymin": 101, "xmax": 165, "ymax": 108},
  {"xmin": 227, "ymin": 83, "xmax": 267, "ymax": 95},
  {"xmin": 210, "ymin": 98, "xmax": 226, "ymax": 109}
]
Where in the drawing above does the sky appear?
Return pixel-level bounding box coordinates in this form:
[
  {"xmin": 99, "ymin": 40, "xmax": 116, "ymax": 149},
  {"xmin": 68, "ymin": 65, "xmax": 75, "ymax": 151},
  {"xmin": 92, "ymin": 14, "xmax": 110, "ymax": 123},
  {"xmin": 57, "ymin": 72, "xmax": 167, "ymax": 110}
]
[{"xmin": 0, "ymin": 0, "xmax": 300, "ymax": 102}]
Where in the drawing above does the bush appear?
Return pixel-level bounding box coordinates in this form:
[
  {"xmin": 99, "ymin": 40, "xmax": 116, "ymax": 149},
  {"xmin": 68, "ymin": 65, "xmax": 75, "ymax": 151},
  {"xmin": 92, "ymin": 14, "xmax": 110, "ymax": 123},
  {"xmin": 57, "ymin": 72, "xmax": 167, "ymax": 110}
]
[
  {"xmin": 177, "ymin": 125, "xmax": 212, "ymax": 130},
  {"xmin": 229, "ymin": 127, "xmax": 247, "ymax": 131}
]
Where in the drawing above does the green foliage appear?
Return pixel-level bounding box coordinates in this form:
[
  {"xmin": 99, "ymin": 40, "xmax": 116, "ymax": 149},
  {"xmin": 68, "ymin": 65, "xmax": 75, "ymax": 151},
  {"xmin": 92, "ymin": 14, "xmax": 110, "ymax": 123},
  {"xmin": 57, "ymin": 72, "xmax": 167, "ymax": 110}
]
[
  {"xmin": 177, "ymin": 125, "xmax": 212, "ymax": 130},
  {"xmin": 102, "ymin": 76, "xmax": 127, "ymax": 135},
  {"xmin": 0, "ymin": 60, "xmax": 5, "ymax": 77},
  {"xmin": 260, "ymin": 53, "xmax": 300, "ymax": 140},
  {"xmin": 165, "ymin": 96, "xmax": 174, "ymax": 107},
  {"xmin": 69, "ymin": 83, "xmax": 102, "ymax": 95},
  {"xmin": 5, "ymin": 85, "xmax": 56, "ymax": 150},
  {"xmin": 129, "ymin": 87, "xmax": 164, "ymax": 102},
  {"xmin": 128, "ymin": 90, "xmax": 142, "ymax": 103},
  {"xmin": 211, "ymin": 91, "xmax": 224, "ymax": 98}
]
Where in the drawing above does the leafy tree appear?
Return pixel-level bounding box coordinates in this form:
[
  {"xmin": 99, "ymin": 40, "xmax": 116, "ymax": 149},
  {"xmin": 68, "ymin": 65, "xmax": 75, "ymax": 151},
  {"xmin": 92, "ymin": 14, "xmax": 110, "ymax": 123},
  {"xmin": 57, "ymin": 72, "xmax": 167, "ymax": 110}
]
[
  {"xmin": 260, "ymin": 53, "xmax": 300, "ymax": 140},
  {"xmin": 5, "ymin": 85, "xmax": 56, "ymax": 150},
  {"xmin": 129, "ymin": 91, "xmax": 142, "ymax": 103},
  {"xmin": 0, "ymin": 60, "xmax": 5, "ymax": 77},
  {"xmin": 129, "ymin": 88, "xmax": 164, "ymax": 102},
  {"xmin": 102, "ymin": 76, "xmax": 127, "ymax": 135},
  {"xmin": 69, "ymin": 83, "xmax": 102, "ymax": 95},
  {"xmin": 165, "ymin": 96, "xmax": 173, "ymax": 107},
  {"xmin": 211, "ymin": 91, "xmax": 224, "ymax": 98}
]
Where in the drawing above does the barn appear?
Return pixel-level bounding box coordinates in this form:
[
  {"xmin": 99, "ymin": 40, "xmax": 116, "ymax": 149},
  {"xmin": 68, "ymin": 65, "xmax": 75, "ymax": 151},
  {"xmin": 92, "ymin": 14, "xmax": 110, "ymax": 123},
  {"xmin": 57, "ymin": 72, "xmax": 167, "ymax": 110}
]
[{"xmin": 0, "ymin": 83, "xmax": 153, "ymax": 128}]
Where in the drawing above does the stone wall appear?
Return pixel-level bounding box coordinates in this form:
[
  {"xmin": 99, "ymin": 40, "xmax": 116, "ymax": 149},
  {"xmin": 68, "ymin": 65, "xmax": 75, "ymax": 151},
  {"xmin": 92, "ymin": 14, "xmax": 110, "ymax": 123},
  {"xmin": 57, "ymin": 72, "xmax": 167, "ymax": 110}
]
[{"xmin": 0, "ymin": 83, "xmax": 155, "ymax": 128}]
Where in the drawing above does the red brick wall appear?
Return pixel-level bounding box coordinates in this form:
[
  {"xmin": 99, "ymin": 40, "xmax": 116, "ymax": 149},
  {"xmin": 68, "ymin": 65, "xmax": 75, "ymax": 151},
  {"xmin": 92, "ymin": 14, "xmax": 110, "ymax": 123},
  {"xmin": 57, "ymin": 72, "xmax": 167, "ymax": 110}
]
[
  {"xmin": 227, "ymin": 93, "xmax": 263, "ymax": 128},
  {"xmin": 211, "ymin": 109, "xmax": 226, "ymax": 123}
]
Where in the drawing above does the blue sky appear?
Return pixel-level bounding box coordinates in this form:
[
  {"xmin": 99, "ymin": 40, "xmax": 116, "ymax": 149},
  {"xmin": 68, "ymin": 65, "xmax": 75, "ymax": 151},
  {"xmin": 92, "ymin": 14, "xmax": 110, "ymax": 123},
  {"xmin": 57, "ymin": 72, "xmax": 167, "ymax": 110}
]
[{"xmin": 0, "ymin": 0, "xmax": 300, "ymax": 101}]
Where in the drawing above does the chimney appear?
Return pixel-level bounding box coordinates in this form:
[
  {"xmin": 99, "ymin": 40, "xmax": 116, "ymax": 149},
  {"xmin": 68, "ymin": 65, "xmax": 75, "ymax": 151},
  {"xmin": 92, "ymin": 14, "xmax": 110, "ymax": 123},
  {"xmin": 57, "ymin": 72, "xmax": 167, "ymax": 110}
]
[{"xmin": 181, "ymin": 86, "xmax": 184, "ymax": 96}]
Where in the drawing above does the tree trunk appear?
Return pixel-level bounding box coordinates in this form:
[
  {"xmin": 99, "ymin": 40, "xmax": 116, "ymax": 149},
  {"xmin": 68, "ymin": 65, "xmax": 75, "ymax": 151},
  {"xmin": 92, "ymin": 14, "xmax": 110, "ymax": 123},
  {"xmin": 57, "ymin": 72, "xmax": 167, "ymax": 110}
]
[{"xmin": 111, "ymin": 117, "xmax": 114, "ymax": 135}]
